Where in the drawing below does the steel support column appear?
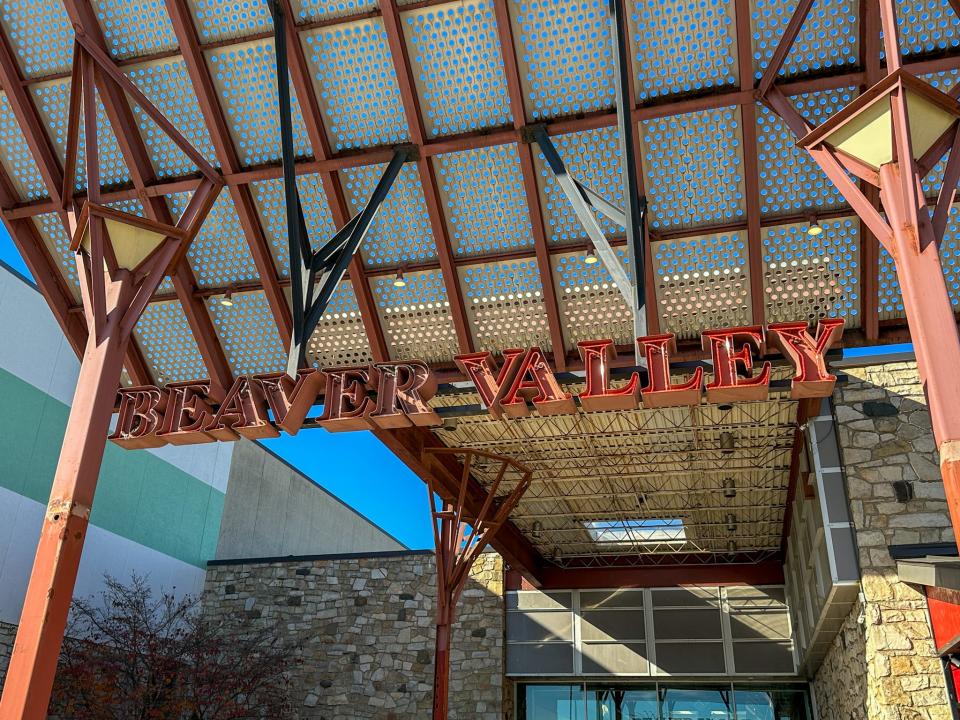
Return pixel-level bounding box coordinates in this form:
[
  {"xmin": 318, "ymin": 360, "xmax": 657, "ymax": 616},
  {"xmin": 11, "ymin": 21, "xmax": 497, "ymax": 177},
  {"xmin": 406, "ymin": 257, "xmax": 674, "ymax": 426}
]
[
  {"xmin": 759, "ymin": 0, "xmax": 960, "ymax": 549},
  {"xmin": 422, "ymin": 448, "xmax": 531, "ymax": 720},
  {"xmin": 0, "ymin": 212, "xmax": 194, "ymax": 720}
]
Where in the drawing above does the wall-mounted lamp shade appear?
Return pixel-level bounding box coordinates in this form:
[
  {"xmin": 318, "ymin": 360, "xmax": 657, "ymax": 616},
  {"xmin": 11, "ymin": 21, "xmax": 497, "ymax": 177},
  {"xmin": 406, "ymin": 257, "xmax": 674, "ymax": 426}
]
[
  {"xmin": 71, "ymin": 203, "xmax": 183, "ymax": 273},
  {"xmin": 800, "ymin": 70, "xmax": 960, "ymax": 171}
]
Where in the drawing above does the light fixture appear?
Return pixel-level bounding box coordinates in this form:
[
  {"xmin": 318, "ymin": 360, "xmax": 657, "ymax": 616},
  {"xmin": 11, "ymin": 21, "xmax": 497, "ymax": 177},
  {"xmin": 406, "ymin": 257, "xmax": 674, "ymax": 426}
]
[
  {"xmin": 719, "ymin": 431, "xmax": 735, "ymax": 454},
  {"xmin": 799, "ymin": 69, "xmax": 960, "ymax": 173},
  {"xmin": 393, "ymin": 268, "xmax": 407, "ymax": 288},
  {"xmin": 727, "ymin": 539, "xmax": 737, "ymax": 553},
  {"xmin": 531, "ymin": 521, "xmax": 543, "ymax": 541},
  {"xmin": 726, "ymin": 513, "xmax": 737, "ymax": 533},
  {"xmin": 717, "ymin": 403, "xmax": 733, "ymax": 412},
  {"xmin": 584, "ymin": 244, "xmax": 599, "ymax": 265},
  {"xmin": 219, "ymin": 288, "xmax": 234, "ymax": 307},
  {"xmin": 806, "ymin": 216, "xmax": 823, "ymax": 236},
  {"xmin": 441, "ymin": 417, "xmax": 458, "ymax": 433},
  {"xmin": 723, "ymin": 477, "xmax": 737, "ymax": 499}
]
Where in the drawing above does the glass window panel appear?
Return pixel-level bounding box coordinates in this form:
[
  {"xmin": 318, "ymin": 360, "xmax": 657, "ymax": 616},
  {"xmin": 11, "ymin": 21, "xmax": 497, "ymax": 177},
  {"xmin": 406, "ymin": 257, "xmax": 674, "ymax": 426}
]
[
  {"xmin": 581, "ymin": 610, "xmax": 646, "ymax": 642},
  {"xmin": 655, "ymin": 642, "xmax": 727, "ymax": 675},
  {"xmin": 519, "ymin": 684, "xmax": 586, "ymax": 720},
  {"xmin": 507, "ymin": 643, "xmax": 576, "ymax": 675},
  {"xmin": 507, "ymin": 611, "xmax": 575, "ymax": 642},
  {"xmin": 725, "ymin": 587, "xmax": 786, "ymax": 605},
  {"xmin": 581, "ymin": 589, "xmax": 645, "ymax": 609},
  {"xmin": 728, "ymin": 610, "xmax": 792, "ymax": 640},
  {"xmin": 733, "ymin": 686, "xmax": 811, "ymax": 720},
  {"xmin": 659, "ymin": 685, "xmax": 734, "ymax": 719},
  {"xmin": 580, "ymin": 642, "xmax": 650, "ymax": 675},
  {"xmin": 508, "ymin": 590, "xmax": 574, "ymax": 610},
  {"xmin": 652, "ymin": 588, "xmax": 720, "ymax": 607},
  {"xmin": 653, "ymin": 608, "xmax": 723, "ymax": 640},
  {"xmin": 732, "ymin": 642, "xmax": 796, "ymax": 675},
  {"xmin": 586, "ymin": 685, "xmax": 658, "ymax": 719}
]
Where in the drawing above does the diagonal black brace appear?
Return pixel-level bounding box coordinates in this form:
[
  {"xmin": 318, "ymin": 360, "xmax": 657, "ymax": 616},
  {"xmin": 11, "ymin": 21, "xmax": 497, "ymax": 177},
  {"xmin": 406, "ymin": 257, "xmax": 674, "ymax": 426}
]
[
  {"xmin": 268, "ymin": 0, "xmax": 409, "ymax": 377},
  {"xmin": 609, "ymin": 0, "xmax": 648, "ymax": 342},
  {"xmin": 531, "ymin": 125, "xmax": 636, "ymax": 311}
]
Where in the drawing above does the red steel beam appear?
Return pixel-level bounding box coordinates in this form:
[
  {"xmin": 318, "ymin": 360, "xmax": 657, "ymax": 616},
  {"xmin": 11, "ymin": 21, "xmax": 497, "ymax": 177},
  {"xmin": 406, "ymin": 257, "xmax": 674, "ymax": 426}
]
[
  {"xmin": 164, "ymin": 0, "xmax": 293, "ymax": 345},
  {"xmin": 735, "ymin": 0, "xmax": 767, "ymax": 327},
  {"xmin": 63, "ymin": 0, "xmax": 234, "ymax": 398},
  {"xmin": 374, "ymin": 423, "xmax": 544, "ymax": 585},
  {"xmin": 492, "ymin": 0, "xmax": 568, "ymax": 369},
  {"xmin": 378, "ymin": 0, "xmax": 473, "ymax": 355},
  {"xmin": 859, "ymin": 0, "xmax": 882, "ymax": 341},
  {"xmin": 520, "ymin": 558, "xmax": 785, "ymax": 590}
]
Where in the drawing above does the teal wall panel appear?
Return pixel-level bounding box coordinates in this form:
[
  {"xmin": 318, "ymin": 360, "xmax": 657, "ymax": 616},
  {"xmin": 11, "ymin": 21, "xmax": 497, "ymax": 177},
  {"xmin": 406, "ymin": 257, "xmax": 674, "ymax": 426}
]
[{"xmin": 0, "ymin": 366, "xmax": 224, "ymax": 568}]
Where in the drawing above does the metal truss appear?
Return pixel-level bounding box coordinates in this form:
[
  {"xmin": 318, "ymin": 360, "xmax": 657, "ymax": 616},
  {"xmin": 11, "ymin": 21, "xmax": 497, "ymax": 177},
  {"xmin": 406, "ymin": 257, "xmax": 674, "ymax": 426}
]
[{"xmin": 268, "ymin": 0, "xmax": 409, "ymax": 376}]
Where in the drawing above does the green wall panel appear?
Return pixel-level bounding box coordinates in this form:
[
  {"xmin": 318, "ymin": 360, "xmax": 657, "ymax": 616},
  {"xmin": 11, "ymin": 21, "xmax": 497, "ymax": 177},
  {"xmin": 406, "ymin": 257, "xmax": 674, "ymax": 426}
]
[{"xmin": 0, "ymin": 367, "xmax": 224, "ymax": 568}]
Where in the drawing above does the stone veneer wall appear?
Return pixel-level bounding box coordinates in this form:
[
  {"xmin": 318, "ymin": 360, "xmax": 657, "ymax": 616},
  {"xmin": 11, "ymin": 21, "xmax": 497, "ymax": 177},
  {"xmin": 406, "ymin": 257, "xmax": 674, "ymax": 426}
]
[
  {"xmin": 202, "ymin": 550, "xmax": 505, "ymax": 719},
  {"xmin": 813, "ymin": 361, "xmax": 953, "ymax": 720}
]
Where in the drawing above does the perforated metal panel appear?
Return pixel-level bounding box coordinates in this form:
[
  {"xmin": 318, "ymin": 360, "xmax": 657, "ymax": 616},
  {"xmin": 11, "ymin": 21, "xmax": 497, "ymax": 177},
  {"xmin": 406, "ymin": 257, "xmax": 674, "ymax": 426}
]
[
  {"xmin": 652, "ymin": 231, "xmax": 752, "ymax": 339},
  {"xmin": 208, "ymin": 290, "xmax": 286, "ymax": 376},
  {"xmin": 640, "ymin": 106, "xmax": 745, "ymax": 230},
  {"xmin": 302, "ymin": 279, "xmax": 373, "ymax": 368},
  {"xmin": 302, "ymin": 19, "xmax": 408, "ymax": 151},
  {"xmin": 0, "ymin": 0, "xmax": 73, "ymax": 78},
  {"xmin": 370, "ymin": 269, "xmax": 460, "ymax": 362},
  {"xmin": 880, "ymin": 206, "xmax": 960, "ymax": 319},
  {"xmin": 206, "ymin": 40, "xmax": 312, "ymax": 166},
  {"xmin": 291, "ymin": 0, "xmax": 377, "ymax": 23},
  {"xmin": 756, "ymin": 87, "xmax": 855, "ymax": 216},
  {"xmin": 251, "ymin": 173, "xmax": 337, "ymax": 278},
  {"xmin": 763, "ymin": 217, "xmax": 860, "ymax": 327},
  {"xmin": 341, "ymin": 161, "xmax": 437, "ymax": 268},
  {"xmin": 188, "ymin": 0, "xmax": 272, "ymax": 43},
  {"xmin": 33, "ymin": 212, "xmax": 79, "ymax": 300},
  {"xmin": 404, "ymin": 0, "xmax": 512, "ymax": 137},
  {"xmin": 509, "ymin": 0, "xmax": 615, "ymax": 120},
  {"xmin": 460, "ymin": 258, "xmax": 549, "ymax": 351},
  {"xmin": 0, "ymin": 91, "xmax": 46, "ymax": 200},
  {"xmin": 32, "ymin": 78, "xmax": 130, "ymax": 190},
  {"xmin": 897, "ymin": 0, "xmax": 960, "ymax": 57},
  {"xmin": 91, "ymin": 0, "xmax": 178, "ymax": 60},
  {"xmin": 751, "ymin": 0, "xmax": 858, "ymax": 80},
  {"xmin": 174, "ymin": 191, "xmax": 260, "ymax": 289},
  {"xmin": 134, "ymin": 300, "xmax": 208, "ymax": 383},
  {"xmin": 553, "ymin": 248, "xmax": 634, "ymax": 350},
  {"xmin": 629, "ymin": 0, "xmax": 738, "ymax": 100},
  {"xmin": 434, "ymin": 143, "xmax": 533, "ymax": 258},
  {"xmin": 125, "ymin": 58, "xmax": 219, "ymax": 178},
  {"xmin": 534, "ymin": 126, "xmax": 624, "ymax": 244}
]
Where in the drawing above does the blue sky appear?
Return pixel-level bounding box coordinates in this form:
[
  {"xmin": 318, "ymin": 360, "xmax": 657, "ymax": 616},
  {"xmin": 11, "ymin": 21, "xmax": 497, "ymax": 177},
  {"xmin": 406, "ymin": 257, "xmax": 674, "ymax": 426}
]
[{"xmin": 0, "ymin": 224, "xmax": 434, "ymax": 549}]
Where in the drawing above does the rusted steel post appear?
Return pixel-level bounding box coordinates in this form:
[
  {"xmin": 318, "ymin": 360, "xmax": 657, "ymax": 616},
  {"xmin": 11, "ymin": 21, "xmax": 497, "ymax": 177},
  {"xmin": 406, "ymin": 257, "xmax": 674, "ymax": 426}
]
[
  {"xmin": 432, "ymin": 614, "xmax": 452, "ymax": 720},
  {"xmin": 0, "ymin": 294, "xmax": 129, "ymax": 720},
  {"xmin": 422, "ymin": 448, "xmax": 532, "ymax": 720},
  {"xmin": 879, "ymin": 163, "xmax": 960, "ymax": 537}
]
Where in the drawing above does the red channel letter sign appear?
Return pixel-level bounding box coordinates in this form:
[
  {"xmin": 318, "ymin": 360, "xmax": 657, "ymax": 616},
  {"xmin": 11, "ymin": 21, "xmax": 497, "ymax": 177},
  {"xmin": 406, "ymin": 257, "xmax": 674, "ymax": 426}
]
[{"xmin": 110, "ymin": 320, "xmax": 843, "ymax": 447}]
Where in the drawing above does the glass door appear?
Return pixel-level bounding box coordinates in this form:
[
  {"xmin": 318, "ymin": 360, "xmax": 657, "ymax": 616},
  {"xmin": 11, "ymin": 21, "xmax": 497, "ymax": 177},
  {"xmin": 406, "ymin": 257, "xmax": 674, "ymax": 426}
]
[{"xmin": 586, "ymin": 685, "xmax": 658, "ymax": 720}]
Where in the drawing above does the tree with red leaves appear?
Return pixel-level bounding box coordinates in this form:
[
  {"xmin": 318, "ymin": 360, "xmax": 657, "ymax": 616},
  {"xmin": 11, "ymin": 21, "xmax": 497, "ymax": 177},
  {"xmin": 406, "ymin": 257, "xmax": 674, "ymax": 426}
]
[{"xmin": 50, "ymin": 575, "xmax": 298, "ymax": 720}]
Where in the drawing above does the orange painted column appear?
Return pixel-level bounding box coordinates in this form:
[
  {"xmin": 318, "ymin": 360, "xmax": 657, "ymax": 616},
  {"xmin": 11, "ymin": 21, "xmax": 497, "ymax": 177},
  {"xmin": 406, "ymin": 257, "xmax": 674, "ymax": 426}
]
[
  {"xmin": 0, "ymin": 322, "xmax": 127, "ymax": 720},
  {"xmin": 880, "ymin": 163, "xmax": 960, "ymax": 546}
]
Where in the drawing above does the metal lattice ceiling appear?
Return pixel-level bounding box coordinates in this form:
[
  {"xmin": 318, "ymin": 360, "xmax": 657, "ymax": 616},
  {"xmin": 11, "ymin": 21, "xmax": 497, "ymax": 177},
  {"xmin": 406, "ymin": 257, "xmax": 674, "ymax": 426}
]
[{"xmin": 0, "ymin": 0, "xmax": 952, "ymax": 567}]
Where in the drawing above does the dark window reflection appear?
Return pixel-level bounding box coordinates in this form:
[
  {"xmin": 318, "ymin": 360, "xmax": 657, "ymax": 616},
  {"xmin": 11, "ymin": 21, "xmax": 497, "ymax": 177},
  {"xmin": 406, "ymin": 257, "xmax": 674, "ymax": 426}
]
[
  {"xmin": 519, "ymin": 684, "xmax": 810, "ymax": 720},
  {"xmin": 732, "ymin": 687, "xmax": 810, "ymax": 720},
  {"xmin": 586, "ymin": 685, "xmax": 657, "ymax": 720},
  {"xmin": 659, "ymin": 685, "xmax": 733, "ymax": 720}
]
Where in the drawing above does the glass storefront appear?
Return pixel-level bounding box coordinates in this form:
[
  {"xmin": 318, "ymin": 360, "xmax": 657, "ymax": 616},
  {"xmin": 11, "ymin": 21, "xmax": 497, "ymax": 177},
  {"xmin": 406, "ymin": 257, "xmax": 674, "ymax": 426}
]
[{"xmin": 517, "ymin": 683, "xmax": 811, "ymax": 720}]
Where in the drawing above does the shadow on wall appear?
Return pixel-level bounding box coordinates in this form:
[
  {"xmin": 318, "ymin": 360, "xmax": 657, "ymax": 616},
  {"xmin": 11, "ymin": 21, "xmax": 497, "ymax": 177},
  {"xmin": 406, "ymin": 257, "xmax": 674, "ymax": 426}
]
[
  {"xmin": 201, "ymin": 550, "xmax": 506, "ymax": 720},
  {"xmin": 812, "ymin": 361, "xmax": 953, "ymax": 720}
]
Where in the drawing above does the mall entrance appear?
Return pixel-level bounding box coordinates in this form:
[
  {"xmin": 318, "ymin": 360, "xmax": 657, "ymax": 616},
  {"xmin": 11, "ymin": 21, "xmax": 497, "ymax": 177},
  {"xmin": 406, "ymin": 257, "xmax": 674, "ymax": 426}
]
[{"xmin": 517, "ymin": 683, "xmax": 811, "ymax": 720}]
